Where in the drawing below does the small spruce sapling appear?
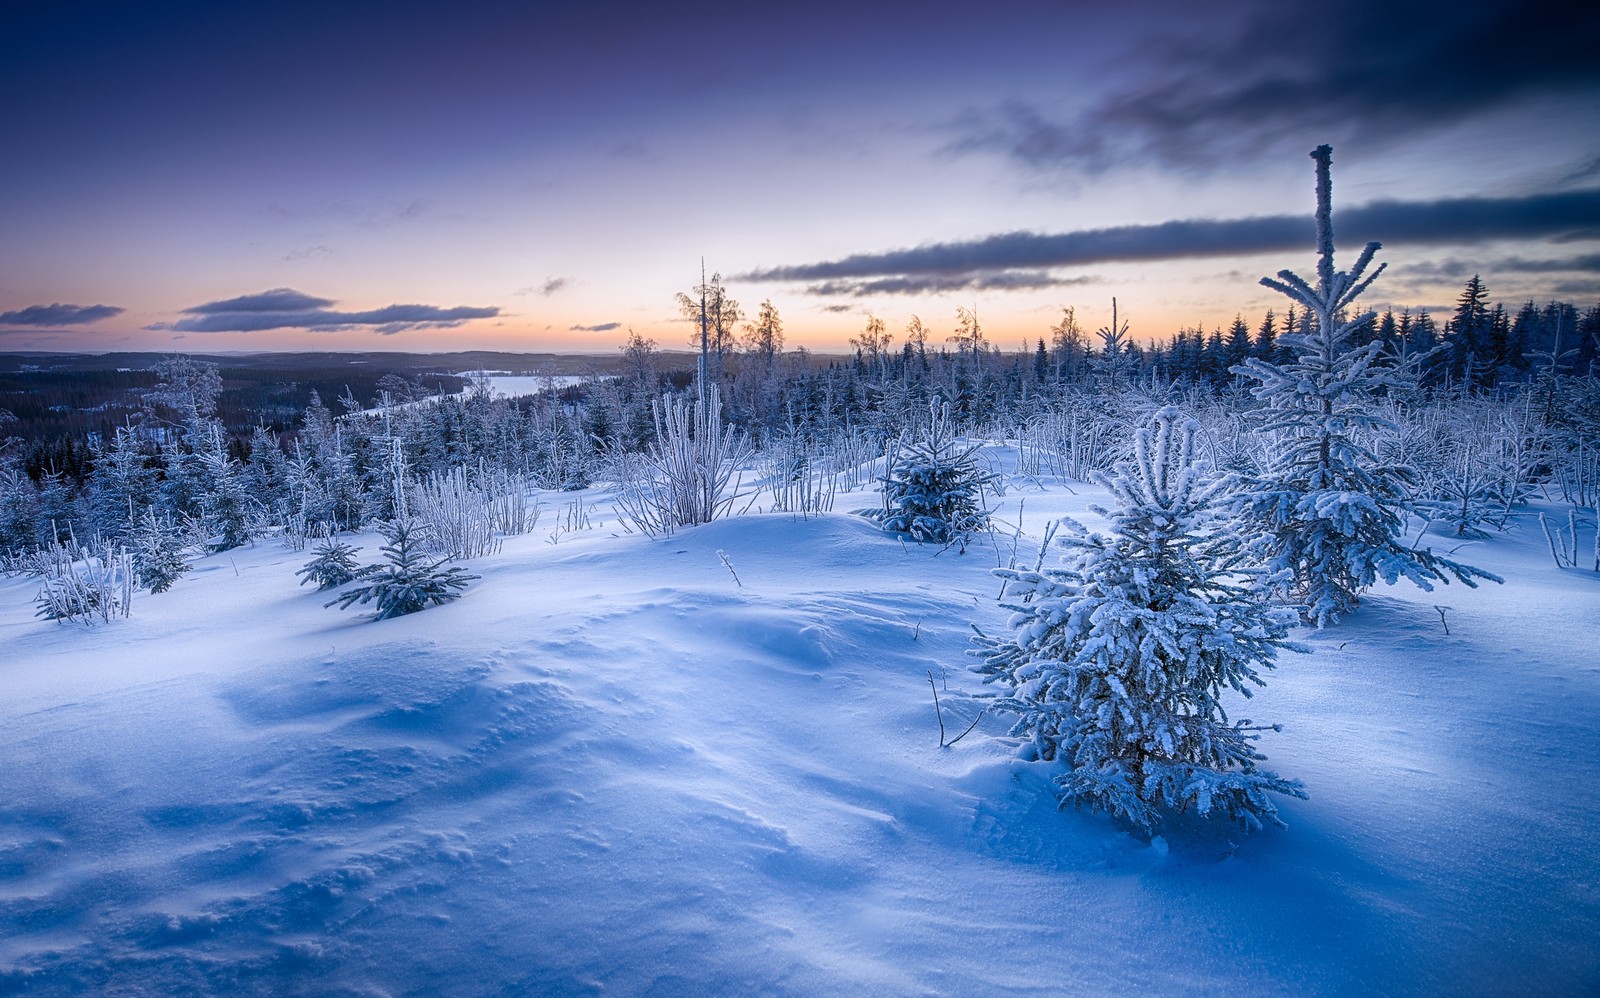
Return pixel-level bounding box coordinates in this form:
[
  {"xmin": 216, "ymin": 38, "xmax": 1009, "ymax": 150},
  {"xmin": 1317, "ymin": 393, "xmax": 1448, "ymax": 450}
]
[
  {"xmin": 325, "ymin": 519, "xmax": 479, "ymax": 620},
  {"xmin": 297, "ymin": 536, "xmax": 368, "ymax": 590},
  {"xmin": 131, "ymin": 508, "xmax": 191, "ymax": 593},
  {"xmin": 976, "ymin": 406, "xmax": 1306, "ymax": 834},
  {"xmin": 873, "ymin": 400, "xmax": 994, "ymax": 547},
  {"xmin": 1232, "ymin": 146, "xmax": 1500, "ymax": 625}
]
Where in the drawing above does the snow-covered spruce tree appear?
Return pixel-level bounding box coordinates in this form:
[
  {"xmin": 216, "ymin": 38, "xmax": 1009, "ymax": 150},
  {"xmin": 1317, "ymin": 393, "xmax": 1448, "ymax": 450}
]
[
  {"xmin": 1233, "ymin": 146, "xmax": 1499, "ymax": 626},
  {"xmin": 872, "ymin": 400, "xmax": 994, "ymax": 547},
  {"xmin": 296, "ymin": 536, "xmax": 368, "ymax": 591},
  {"xmin": 0, "ymin": 466, "xmax": 41, "ymax": 554},
  {"xmin": 976, "ymin": 406, "xmax": 1306, "ymax": 834},
  {"xmin": 130, "ymin": 507, "xmax": 191, "ymax": 593},
  {"xmin": 85, "ymin": 426, "xmax": 157, "ymax": 543},
  {"xmin": 197, "ymin": 425, "xmax": 256, "ymax": 552},
  {"xmin": 325, "ymin": 519, "xmax": 478, "ymax": 620}
]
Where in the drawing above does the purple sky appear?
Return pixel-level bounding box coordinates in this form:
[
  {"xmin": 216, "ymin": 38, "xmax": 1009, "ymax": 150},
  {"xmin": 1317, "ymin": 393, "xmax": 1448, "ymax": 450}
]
[{"xmin": 2, "ymin": 0, "xmax": 1597, "ymax": 354}]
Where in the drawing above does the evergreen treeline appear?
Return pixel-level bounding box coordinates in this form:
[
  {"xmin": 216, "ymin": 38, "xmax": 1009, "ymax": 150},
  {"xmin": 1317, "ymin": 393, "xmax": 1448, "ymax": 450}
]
[{"xmin": 2, "ymin": 275, "xmax": 1597, "ymax": 576}]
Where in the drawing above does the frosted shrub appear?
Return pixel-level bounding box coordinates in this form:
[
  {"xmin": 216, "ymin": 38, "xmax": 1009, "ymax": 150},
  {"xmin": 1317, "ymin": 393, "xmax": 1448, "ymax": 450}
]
[
  {"xmin": 612, "ymin": 386, "xmax": 752, "ymax": 537},
  {"xmin": 325, "ymin": 519, "xmax": 478, "ymax": 620},
  {"xmin": 825, "ymin": 426, "xmax": 886, "ymax": 493},
  {"xmin": 976, "ymin": 407, "xmax": 1305, "ymax": 834},
  {"xmin": 1017, "ymin": 393, "xmax": 1123, "ymax": 482},
  {"xmin": 33, "ymin": 536, "xmax": 136, "ymax": 624},
  {"xmin": 872, "ymin": 401, "xmax": 994, "ymax": 547},
  {"xmin": 485, "ymin": 468, "xmax": 538, "ymax": 536},
  {"xmin": 760, "ymin": 432, "xmax": 838, "ymax": 518},
  {"xmin": 409, "ymin": 466, "xmax": 503, "ymax": 559}
]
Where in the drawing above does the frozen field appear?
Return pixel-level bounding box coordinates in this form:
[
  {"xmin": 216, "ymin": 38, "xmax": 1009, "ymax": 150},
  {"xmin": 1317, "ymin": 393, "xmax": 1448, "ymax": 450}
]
[{"xmin": 3, "ymin": 461, "xmax": 1598, "ymax": 995}]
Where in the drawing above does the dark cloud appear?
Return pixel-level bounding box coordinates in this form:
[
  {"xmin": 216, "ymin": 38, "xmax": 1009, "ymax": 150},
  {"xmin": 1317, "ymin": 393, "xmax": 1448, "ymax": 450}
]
[
  {"xmin": 803, "ymin": 271, "xmax": 1096, "ymax": 298},
  {"xmin": 187, "ymin": 288, "xmax": 335, "ymax": 314},
  {"xmin": 1344, "ymin": 190, "xmax": 1600, "ymax": 246},
  {"xmin": 1551, "ymin": 278, "xmax": 1600, "ymax": 297},
  {"xmin": 168, "ymin": 288, "xmax": 498, "ymax": 334},
  {"xmin": 745, "ymin": 190, "xmax": 1600, "ymax": 289},
  {"xmin": 283, "ymin": 244, "xmax": 333, "ymax": 262},
  {"xmin": 512, "ymin": 278, "xmax": 572, "ymax": 297},
  {"xmin": 0, "ymin": 302, "xmax": 125, "ymax": 326},
  {"xmin": 264, "ymin": 198, "xmax": 427, "ymax": 230},
  {"xmin": 1496, "ymin": 254, "xmax": 1600, "ymax": 273},
  {"xmin": 948, "ymin": 1, "xmax": 1600, "ymax": 172},
  {"xmin": 569, "ymin": 322, "xmax": 621, "ymax": 332},
  {"xmin": 1557, "ymin": 155, "xmax": 1600, "ymax": 186}
]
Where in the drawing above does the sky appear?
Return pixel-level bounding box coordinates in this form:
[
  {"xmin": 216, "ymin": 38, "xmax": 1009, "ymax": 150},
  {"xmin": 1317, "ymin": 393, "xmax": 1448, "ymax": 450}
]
[{"xmin": 2, "ymin": 0, "xmax": 1597, "ymax": 355}]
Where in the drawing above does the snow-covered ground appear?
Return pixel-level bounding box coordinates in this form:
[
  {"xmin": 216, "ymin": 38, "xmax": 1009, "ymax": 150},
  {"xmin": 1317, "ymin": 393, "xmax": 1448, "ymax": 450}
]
[{"xmin": 3, "ymin": 456, "xmax": 1599, "ymax": 995}]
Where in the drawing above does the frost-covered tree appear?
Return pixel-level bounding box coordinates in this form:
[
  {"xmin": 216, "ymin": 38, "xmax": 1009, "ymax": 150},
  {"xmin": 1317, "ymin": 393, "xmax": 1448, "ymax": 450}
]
[
  {"xmin": 0, "ymin": 466, "xmax": 41, "ymax": 553},
  {"xmin": 86, "ymin": 427, "xmax": 157, "ymax": 542},
  {"xmin": 1091, "ymin": 298, "xmax": 1133, "ymax": 386},
  {"xmin": 976, "ymin": 406, "xmax": 1305, "ymax": 834},
  {"xmin": 130, "ymin": 508, "xmax": 191, "ymax": 593},
  {"xmin": 1233, "ymin": 146, "xmax": 1499, "ymax": 625},
  {"xmin": 244, "ymin": 425, "xmax": 290, "ymax": 517},
  {"xmin": 325, "ymin": 518, "xmax": 478, "ymax": 620},
  {"xmin": 34, "ymin": 471, "xmax": 80, "ymax": 545},
  {"xmin": 146, "ymin": 355, "xmax": 223, "ymax": 425},
  {"xmin": 676, "ymin": 271, "xmax": 742, "ymax": 384},
  {"xmin": 872, "ymin": 400, "xmax": 994, "ymax": 546},
  {"xmin": 296, "ymin": 536, "xmax": 367, "ymax": 591},
  {"xmin": 196, "ymin": 425, "xmax": 256, "ymax": 551}
]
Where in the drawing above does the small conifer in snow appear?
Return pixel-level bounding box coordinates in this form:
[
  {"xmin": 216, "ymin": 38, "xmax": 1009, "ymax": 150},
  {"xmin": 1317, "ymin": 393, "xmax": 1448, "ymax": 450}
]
[
  {"xmin": 296, "ymin": 536, "xmax": 368, "ymax": 591},
  {"xmin": 325, "ymin": 519, "xmax": 478, "ymax": 620},
  {"xmin": 1232, "ymin": 146, "xmax": 1499, "ymax": 625},
  {"xmin": 131, "ymin": 508, "xmax": 191, "ymax": 593},
  {"xmin": 198, "ymin": 427, "xmax": 257, "ymax": 552},
  {"xmin": 873, "ymin": 400, "xmax": 994, "ymax": 546},
  {"xmin": 976, "ymin": 407, "xmax": 1306, "ymax": 834}
]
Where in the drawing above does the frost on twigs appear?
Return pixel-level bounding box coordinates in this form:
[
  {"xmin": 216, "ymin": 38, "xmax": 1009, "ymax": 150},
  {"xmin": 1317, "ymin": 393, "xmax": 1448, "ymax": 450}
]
[
  {"xmin": 976, "ymin": 407, "xmax": 1305, "ymax": 835},
  {"xmin": 33, "ymin": 534, "xmax": 136, "ymax": 625},
  {"xmin": 610, "ymin": 386, "xmax": 752, "ymax": 538}
]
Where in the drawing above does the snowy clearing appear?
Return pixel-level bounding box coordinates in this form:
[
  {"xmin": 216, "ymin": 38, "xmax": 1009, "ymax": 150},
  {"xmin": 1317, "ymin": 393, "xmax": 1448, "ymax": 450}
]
[{"xmin": 3, "ymin": 467, "xmax": 1599, "ymax": 995}]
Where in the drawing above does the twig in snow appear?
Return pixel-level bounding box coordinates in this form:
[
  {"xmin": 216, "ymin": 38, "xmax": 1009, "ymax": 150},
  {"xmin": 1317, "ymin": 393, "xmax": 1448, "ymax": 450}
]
[
  {"xmin": 1540, "ymin": 512, "xmax": 1572, "ymax": 569},
  {"xmin": 716, "ymin": 549, "xmax": 741, "ymax": 587},
  {"xmin": 928, "ymin": 670, "xmax": 985, "ymax": 748},
  {"xmin": 1433, "ymin": 605, "xmax": 1451, "ymax": 636}
]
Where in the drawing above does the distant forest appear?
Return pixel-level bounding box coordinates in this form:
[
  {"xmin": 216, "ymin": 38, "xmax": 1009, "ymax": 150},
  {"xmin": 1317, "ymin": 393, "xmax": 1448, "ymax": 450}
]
[{"xmin": 0, "ymin": 351, "xmax": 630, "ymax": 479}]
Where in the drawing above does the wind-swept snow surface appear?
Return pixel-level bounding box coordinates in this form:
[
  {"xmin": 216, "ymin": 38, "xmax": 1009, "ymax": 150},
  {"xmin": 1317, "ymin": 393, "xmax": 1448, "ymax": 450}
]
[{"xmin": 3, "ymin": 476, "xmax": 1598, "ymax": 995}]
